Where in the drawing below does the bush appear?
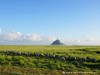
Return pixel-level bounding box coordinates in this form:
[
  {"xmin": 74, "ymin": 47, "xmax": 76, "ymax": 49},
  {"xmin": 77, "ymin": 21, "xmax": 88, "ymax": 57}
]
[
  {"xmin": 27, "ymin": 62, "xmax": 36, "ymax": 67},
  {"xmin": 12, "ymin": 56, "xmax": 26, "ymax": 66},
  {"xmin": 0, "ymin": 56, "xmax": 6, "ymax": 64},
  {"xmin": 83, "ymin": 63, "xmax": 100, "ymax": 69},
  {"xmin": 9, "ymin": 71, "xmax": 23, "ymax": 75},
  {"xmin": 0, "ymin": 71, "xmax": 23, "ymax": 75}
]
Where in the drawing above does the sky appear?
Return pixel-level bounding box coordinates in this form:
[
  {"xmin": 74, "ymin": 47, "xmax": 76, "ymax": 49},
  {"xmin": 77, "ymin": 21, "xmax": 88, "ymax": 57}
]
[{"xmin": 0, "ymin": 0, "xmax": 100, "ymax": 45}]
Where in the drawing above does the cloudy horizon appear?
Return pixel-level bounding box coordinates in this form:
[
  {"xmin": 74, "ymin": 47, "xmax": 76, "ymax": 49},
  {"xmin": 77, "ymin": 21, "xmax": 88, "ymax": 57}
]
[{"xmin": 0, "ymin": 28, "xmax": 100, "ymax": 45}]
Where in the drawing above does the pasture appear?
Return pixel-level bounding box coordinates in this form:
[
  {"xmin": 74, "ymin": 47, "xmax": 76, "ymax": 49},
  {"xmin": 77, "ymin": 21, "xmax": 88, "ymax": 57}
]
[{"xmin": 0, "ymin": 45, "xmax": 100, "ymax": 75}]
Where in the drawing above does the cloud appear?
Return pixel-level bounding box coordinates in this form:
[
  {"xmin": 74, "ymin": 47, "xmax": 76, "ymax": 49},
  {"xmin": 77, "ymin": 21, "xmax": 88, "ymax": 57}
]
[
  {"xmin": 0, "ymin": 30, "xmax": 41, "ymax": 42},
  {"xmin": 60, "ymin": 37, "xmax": 100, "ymax": 45},
  {"xmin": 0, "ymin": 29, "xmax": 56, "ymax": 45},
  {"xmin": 0, "ymin": 28, "xmax": 1, "ymax": 32},
  {"xmin": 48, "ymin": 36, "xmax": 57, "ymax": 42},
  {"xmin": 0, "ymin": 30, "xmax": 22, "ymax": 41},
  {"xmin": 84, "ymin": 37, "xmax": 96, "ymax": 42},
  {"xmin": 26, "ymin": 33, "xmax": 41, "ymax": 41},
  {"xmin": 42, "ymin": 36, "xmax": 57, "ymax": 42},
  {"xmin": 0, "ymin": 29, "xmax": 100, "ymax": 45}
]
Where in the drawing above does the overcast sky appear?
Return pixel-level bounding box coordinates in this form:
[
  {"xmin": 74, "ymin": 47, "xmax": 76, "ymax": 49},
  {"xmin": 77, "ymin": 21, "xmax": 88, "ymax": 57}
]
[{"xmin": 0, "ymin": 0, "xmax": 100, "ymax": 45}]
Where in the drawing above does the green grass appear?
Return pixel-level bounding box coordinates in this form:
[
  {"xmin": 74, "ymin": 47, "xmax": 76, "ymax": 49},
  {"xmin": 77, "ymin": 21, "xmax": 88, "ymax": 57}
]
[{"xmin": 0, "ymin": 45, "xmax": 100, "ymax": 75}]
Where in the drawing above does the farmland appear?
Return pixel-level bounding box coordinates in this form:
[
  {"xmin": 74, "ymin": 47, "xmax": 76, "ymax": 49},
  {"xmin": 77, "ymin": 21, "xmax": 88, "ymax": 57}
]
[{"xmin": 0, "ymin": 45, "xmax": 100, "ymax": 75}]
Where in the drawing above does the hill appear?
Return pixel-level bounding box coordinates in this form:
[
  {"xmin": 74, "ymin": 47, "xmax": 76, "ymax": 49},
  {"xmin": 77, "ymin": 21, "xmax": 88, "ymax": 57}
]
[{"xmin": 51, "ymin": 39, "xmax": 65, "ymax": 45}]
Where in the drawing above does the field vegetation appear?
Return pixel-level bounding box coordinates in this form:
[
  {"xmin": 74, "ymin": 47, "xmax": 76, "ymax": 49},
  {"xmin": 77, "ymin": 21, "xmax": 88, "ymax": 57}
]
[{"xmin": 0, "ymin": 45, "xmax": 100, "ymax": 75}]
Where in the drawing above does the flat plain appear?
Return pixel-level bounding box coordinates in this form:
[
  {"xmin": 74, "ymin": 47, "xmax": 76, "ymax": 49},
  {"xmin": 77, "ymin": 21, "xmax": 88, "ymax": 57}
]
[{"xmin": 0, "ymin": 45, "xmax": 100, "ymax": 75}]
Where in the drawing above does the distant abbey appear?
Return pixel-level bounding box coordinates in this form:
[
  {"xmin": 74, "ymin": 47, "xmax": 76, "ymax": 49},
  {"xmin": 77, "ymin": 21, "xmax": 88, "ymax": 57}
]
[{"xmin": 51, "ymin": 39, "xmax": 65, "ymax": 45}]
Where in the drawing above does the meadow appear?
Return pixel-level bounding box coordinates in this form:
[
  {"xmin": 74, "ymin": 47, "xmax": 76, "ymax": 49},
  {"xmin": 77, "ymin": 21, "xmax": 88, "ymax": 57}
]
[{"xmin": 0, "ymin": 45, "xmax": 100, "ymax": 75}]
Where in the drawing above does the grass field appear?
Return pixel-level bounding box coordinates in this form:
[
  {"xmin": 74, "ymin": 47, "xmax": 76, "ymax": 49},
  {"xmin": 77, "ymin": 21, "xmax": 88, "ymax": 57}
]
[{"xmin": 0, "ymin": 45, "xmax": 100, "ymax": 75}]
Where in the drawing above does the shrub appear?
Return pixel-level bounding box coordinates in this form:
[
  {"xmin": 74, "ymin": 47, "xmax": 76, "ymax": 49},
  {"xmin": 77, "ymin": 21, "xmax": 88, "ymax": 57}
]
[
  {"xmin": 0, "ymin": 56, "xmax": 6, "ymax": 64},
  {"xmin": 9, "ymin": 71, "xmax": 23, "ymax": 75}
]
